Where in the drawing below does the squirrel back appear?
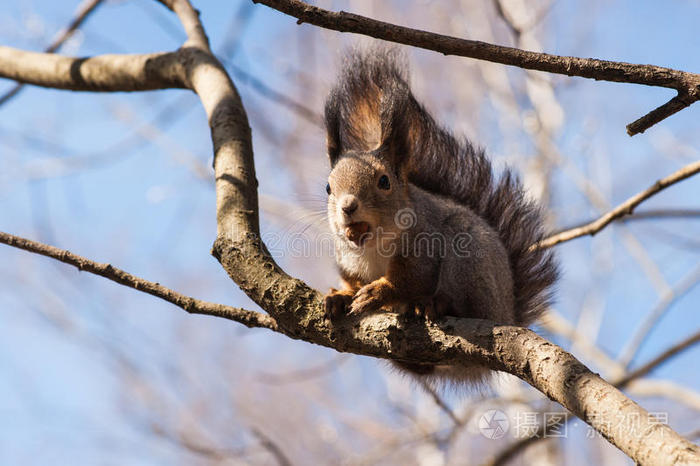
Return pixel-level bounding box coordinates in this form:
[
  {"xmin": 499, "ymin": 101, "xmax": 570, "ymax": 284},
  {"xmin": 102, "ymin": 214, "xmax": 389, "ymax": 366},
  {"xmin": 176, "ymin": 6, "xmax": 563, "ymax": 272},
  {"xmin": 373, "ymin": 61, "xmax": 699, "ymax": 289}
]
[{"xmin": 324, "ymin": 49, "xmax": 558, "ymax": 326}]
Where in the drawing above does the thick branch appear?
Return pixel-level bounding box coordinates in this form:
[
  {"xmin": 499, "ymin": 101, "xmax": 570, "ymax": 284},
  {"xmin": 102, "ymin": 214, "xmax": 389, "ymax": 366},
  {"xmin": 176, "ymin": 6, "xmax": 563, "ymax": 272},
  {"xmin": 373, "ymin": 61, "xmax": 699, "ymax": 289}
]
[
  {"xmin": 0, "ymin": 46, "xmax": 187, "ymax": 92},
  {"xmin": 536, "ymin": 160, "xmax": 700, "ymax": 249},
  {"xmin": 252, "ymin": 0, "xmax": 700, "ymax": 135},
  {"xmin": 0, "ymin": 231, "xmax": 277, "ymax": 331},
  {"xmin": 165, "ymin": 0, "xmax": 211, "ymax": 50},
  {"xmin": 488, "ymin": 328, "xmax": 700, "ymax": 466},
  {"xmin": 252, "ymin": 428, "xmax": 293, "ymax": 466},
  {"xmin": 152, "ymin": 0, "xmax": 260, "ymax": 240},
  {"xmin": 211, "ymin": 235, "xmax": 700, "ymax": 465}
]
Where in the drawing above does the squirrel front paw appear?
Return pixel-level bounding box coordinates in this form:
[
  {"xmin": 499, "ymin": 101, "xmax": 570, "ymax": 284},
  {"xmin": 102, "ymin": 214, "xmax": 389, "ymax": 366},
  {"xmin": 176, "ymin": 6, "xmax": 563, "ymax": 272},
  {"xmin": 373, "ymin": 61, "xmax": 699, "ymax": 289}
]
[
  {"xmin": 324, "ymin": 288, "xmax": 354, "ymax": 319},
  {"xmin": 349, "ymin": 279, "xmax": 395, "ymax": 315}
]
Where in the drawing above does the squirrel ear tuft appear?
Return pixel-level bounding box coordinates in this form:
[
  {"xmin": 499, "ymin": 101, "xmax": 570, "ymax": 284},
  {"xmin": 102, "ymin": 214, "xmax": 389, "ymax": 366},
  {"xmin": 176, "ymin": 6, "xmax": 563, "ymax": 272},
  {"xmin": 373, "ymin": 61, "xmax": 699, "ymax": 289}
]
[
  {"xmin": 324, "ymin": 48, "xmax": 418, "ymax": 168},
  {"xmin": 324, "ymin": 84, "xmax": 384, "ymax": 166},
  {"xmin": 324, "ymin": 93, "xmax": 342, "ymax": 165},
  {"xmin": 377, "ymin": 82, "xmax": 413, "ymax": 169}
]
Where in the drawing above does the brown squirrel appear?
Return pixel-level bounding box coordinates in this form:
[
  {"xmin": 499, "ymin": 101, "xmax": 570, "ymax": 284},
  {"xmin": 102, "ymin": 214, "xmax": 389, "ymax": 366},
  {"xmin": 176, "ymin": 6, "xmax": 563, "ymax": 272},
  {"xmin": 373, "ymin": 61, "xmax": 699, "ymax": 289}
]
[{"xmin": 322, "ymin": 49, "xmax": 558, "ymax": 380}]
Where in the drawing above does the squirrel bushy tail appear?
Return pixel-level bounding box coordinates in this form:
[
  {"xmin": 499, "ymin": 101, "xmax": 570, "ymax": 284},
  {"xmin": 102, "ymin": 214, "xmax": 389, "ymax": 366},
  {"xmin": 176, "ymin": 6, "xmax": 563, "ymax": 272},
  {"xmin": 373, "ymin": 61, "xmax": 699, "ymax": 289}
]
[{"xmin": 325, "ymin": 49, "xmax": 558, "ymax": 325}]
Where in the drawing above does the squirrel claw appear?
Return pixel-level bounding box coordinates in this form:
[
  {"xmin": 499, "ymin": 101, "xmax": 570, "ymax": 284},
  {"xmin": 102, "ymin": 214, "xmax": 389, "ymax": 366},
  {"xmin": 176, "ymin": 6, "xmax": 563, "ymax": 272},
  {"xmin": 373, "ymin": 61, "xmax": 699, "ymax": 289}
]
[
  {"xmin": 416, "ymin": 295, "xmax": 449, "ymax": 321},
  {"xmin": 417, "ymin": 299, "xmax": 438, "ymax": 322},
  {"xmin": 350, "ymin": 282, "xmax": 389, "ymax": 315},
  {"xmin": 324, "ymin": 288, "xmax": 354, "ymax": 319},
  {"xmin": 348, "ymin": 297, "xmax": 378, "ymax": 315}
]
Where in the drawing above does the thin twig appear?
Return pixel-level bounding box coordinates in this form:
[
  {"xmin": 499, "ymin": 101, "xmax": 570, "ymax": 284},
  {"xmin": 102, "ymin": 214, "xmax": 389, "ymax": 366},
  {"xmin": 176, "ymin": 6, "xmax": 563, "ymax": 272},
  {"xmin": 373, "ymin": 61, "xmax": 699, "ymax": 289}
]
[
  {"xmin": 252, "ymin": 428, "xmax": 293, "ymax": 466},
  {"xmin": 255, "ymin": 354, "xmax": 348, "ymax": 385},
  {"xmin": 224, "ymin": 59, "xmax": 323, "ymax": 127},
  {"xmin": 616, "ymin": 330, "xmax": 700, "ymax": 388},
  {"xmin": 0, "ymin": 230, "xmax": 277, "ymax": 330},
  {"xmin": 151, "ymin": 423, "xmax": 253, "ymax": 461},
  {"xmin": 252, "ymin": 0, "xmax": 700, "ymax": 135},
  {"xmin": 541, "ymin": 311, "xmax": 622, "ymax": 378},
  {"xmin": 626, "ymin": 380, "xmax": 700, "ymax": 412},
  {"xmin": 417, "ymin": 379, "xmax": 463, "ymax": 426},
  {"xmin": 626, "ymin": 94, "xmax": 695, "ymax": 136},
  {"xmin": 0, "ymin": 0, "xmax": 105, "ymax": 106},
  {"xmin": 551, "ymin": 208, "xmax": 700, "ymax": 235},
  {"xmin": 536, "ymin": 160, "xmax": 700, "ymax": 249},
  {"xmin": 617, "ymin": 263, "xmax": 700, "ymax": 367},
  {"xmin": 492, "ymin": 0, "xmax": 553, "ymax": 40}
]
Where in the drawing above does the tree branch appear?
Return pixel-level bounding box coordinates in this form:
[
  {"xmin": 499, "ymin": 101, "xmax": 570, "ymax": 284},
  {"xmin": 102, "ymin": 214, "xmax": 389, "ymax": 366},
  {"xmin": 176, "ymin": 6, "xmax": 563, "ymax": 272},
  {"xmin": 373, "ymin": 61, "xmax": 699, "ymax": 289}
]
[
  {"xmin": 552, "ymin": 208, "xmax": 700, "ymax": 235},
  {"xmin": 211, "ymin": 226, "xmax": 700, "ymax": 466},
  {"xmin": 488, "ymin": 328, "xmax": 700, "ymax": 466},
  {"xmin": 0, "ymin": 0, "xmax": 106, "ymax": 106},
  {"xmin": 536, "ymin": 160, "xmax": 700, "ymax": 249},
  {"xmin": 626, "ymin": 93, "xmax": 696, "ymax": 136},
  {"xmin": 618, "ymin": 263, "xmax": 700, "ymax": 367},
  {"xmin": 617, "ymin": 330, "xmax": 700, "ymax": 389},
  {"xmin": 418, "ymin": 379, "xmax": 463, "ymax": 427},
  {"xmin": 251, "ymin": 0, "xmax": 700, "ymax": 135},
  {"xmin": 0, "ymin": 46, "xmax": 187, "ymax": 92},
  {"xmin": 0, "ymin": 230, "xmax": 277, "ymax": 331},
  {"xmin": 251, "ymin": 428, "xmax": 293, "ymax": 466},
  {"xmin": 224, "ymin": 59, "xmax": 323, "ymax": 127}
]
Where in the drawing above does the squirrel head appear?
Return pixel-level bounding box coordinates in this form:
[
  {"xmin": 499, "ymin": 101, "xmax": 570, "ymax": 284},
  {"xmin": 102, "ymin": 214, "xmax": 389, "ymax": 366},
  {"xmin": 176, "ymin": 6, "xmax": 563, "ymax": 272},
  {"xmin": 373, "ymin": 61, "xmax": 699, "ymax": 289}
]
[
  {"xmin": 324, "ymin": 49, "xmax": 421, "ymax": 248},
  {"xmin": 326, "ymin": 150, "xmax": 410, "ymax": 248}
]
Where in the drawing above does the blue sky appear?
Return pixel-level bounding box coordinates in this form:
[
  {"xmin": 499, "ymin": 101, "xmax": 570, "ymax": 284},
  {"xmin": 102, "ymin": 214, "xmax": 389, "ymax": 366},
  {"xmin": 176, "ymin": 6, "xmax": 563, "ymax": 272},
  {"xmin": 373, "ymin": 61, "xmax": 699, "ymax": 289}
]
[{"xmin": 0, "ymin": 1, "xmax": 699, "ymax": 464}]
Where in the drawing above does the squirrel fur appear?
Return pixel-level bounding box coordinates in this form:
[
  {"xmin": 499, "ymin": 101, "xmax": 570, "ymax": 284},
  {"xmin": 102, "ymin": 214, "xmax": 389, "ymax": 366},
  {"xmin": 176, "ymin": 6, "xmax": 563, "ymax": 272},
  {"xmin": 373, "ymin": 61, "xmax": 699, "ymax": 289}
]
[{"xmin": 322, "ymin": 49, "xmax": 558, "ymax": 381}]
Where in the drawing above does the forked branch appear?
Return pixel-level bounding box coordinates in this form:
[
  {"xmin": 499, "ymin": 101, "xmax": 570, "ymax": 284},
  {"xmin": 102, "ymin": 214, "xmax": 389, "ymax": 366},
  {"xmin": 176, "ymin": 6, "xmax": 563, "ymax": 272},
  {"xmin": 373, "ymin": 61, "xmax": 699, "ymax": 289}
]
[
  {"xmin": 537, "ymin": 160, "xmax": 700, "ymax": 249},
  {"xmin": 252, "ymin": 0, "xmax": 700, "ymax": 136}
]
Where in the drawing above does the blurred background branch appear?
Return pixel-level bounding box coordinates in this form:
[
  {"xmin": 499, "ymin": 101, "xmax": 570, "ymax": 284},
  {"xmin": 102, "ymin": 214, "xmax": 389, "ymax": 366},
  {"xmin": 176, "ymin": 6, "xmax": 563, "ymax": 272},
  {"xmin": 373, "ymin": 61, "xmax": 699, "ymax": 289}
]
[
  {"xmin": 0, "ymin": 0, "xmax": 105, "ymax": 106},
  {"xmin": 254, "ymin": 0, "xmax": 700, "ymax": 135},
  {"xmin": 0, "ymin": 0, "xmax": 698, "ymax": 465}
]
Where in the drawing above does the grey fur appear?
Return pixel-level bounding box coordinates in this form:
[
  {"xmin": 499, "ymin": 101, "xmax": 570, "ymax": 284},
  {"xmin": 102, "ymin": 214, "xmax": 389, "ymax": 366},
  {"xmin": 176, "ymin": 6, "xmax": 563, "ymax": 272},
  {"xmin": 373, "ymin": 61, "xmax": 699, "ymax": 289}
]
[
  {"xmin": 325, "ymin": 49, "xmax": 558, "ymax": 326},
  {"xmin": 323, "ymin": 49, "xmax": 558, "ymax": 382}
]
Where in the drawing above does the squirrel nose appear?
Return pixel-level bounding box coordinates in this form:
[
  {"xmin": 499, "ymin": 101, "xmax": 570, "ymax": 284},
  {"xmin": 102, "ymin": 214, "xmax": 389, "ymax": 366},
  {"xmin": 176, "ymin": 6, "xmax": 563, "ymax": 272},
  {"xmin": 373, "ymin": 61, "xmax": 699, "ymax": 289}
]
[{"xmin": 339, "ymin": 196, "xmax": 358, "ymax": 215}]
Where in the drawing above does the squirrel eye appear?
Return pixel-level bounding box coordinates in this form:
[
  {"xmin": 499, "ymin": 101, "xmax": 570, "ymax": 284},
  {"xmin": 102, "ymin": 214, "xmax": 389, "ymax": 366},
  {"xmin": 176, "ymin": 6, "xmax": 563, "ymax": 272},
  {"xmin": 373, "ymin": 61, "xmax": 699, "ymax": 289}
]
[
  {"xmin": 378, "ymin": 174, "xmax": 391, "ymax": 190},
  {"xmin": 326, "ymin": 183, "xmax": 331, "ymax": 195}
]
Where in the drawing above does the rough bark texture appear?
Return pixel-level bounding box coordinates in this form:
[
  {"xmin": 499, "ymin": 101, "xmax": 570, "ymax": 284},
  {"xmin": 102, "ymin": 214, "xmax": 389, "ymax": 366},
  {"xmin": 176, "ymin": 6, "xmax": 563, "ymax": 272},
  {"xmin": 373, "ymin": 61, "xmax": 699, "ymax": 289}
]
[{"xmin": 211, "ymin": 236, "xmax": 700, "ymax": 466}]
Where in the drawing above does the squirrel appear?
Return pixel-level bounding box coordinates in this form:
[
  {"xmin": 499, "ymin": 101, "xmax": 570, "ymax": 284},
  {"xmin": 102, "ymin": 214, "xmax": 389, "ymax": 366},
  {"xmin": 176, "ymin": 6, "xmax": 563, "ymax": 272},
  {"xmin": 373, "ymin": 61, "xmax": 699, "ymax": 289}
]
[{"xmin": 322, "ymin": 49, "xmax": 558, "ymax": 381}]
